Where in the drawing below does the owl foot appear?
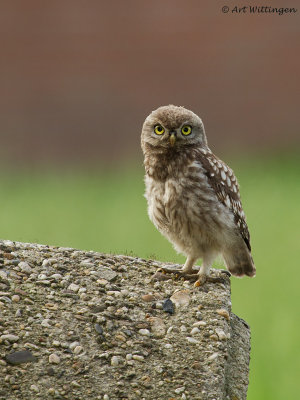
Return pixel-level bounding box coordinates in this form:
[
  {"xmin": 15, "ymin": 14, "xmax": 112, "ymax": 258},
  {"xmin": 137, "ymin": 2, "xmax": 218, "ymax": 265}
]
[
  {"xmin": 195, "ymin": 274, "xmax": 229, "ymax": 287},
  {"xmin": 157, "ymin": 267, "xmax": 198, "ymax": 281},
  {"xmin": 194, "ymin": 275, "xmax": 207, "ymax": 287},
  {"xmin": 177, "ymin": 272, "xmax": 199, "ymax": 281},
  {"xmin": 155, "ymin": 268, "xmax": 228, "ymax": 286}
]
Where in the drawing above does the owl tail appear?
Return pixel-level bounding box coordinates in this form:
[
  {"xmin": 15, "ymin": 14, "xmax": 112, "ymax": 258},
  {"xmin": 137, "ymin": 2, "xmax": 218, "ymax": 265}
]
[{"xmin": 223, "ymin": 244, "xmax": 256, "ymax": 278}]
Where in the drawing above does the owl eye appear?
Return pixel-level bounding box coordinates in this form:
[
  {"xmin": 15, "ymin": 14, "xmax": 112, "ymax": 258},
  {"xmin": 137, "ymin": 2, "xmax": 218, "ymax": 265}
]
[
  {"xmin": 154, "ymin": 125, "xmax": 165, "ymax": 135},
  {"xmin": 181, "ymin": 125, "xmax": 192, "ymax": 136}
]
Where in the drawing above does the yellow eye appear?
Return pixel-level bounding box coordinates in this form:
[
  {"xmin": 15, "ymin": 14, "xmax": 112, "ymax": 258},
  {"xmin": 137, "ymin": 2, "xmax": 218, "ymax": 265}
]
[
  {"xmin": 181, "ymin": 125, "xmax": 192, "ymax": 135},
  {"xmin": 154, "ymin": 125, "xmax": 165, "ymax": 135}
]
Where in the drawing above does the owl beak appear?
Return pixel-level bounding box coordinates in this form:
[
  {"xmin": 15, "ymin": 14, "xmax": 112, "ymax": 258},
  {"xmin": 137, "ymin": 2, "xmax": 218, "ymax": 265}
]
[{"xmin": 169, "ymin": 131, "xmax": 176, "ymax": 147}]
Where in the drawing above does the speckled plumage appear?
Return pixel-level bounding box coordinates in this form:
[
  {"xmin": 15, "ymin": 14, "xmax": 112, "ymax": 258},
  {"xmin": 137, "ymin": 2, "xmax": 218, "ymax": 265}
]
[{"xmin": 141, "ymin": 105, "xmax": 256, "ymax": 285}]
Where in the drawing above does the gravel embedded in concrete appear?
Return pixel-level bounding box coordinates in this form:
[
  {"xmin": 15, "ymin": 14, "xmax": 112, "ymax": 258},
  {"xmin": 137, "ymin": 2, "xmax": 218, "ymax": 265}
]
[{"xmin": 0, "ymin": 239, "xmax": 251, "ymax": 400}]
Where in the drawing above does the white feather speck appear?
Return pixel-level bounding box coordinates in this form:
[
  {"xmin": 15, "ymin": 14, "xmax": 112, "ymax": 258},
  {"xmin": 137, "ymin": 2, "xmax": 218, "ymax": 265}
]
[{"xmin": 225, "ymin": 196, "xmax": 231, "ymax": 208}]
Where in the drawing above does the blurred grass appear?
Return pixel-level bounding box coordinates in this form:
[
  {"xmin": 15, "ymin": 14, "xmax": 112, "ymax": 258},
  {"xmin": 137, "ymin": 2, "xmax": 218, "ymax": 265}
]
[{"xmin": 0, "ymin": 154, "xmax": 299, "ymax": 400}]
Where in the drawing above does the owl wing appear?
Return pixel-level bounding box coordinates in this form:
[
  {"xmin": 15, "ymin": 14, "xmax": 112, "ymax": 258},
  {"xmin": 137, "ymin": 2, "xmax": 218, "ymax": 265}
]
[{"xmin": 198, "ymin": 150, "xmax": 251, "ymax": 251}]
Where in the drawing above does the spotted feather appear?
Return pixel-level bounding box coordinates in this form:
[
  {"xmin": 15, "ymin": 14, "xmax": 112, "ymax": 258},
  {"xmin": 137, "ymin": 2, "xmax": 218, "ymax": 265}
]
[{"xmin": 198, "ymin": 150, "xmax": 251, "ymax": 251}]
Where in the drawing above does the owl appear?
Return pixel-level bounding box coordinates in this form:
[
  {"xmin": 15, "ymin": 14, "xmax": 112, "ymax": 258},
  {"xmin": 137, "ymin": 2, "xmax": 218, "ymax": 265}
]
[{"xmin": 141, "ymin": 105, "xmax": 256, "ymax": 286}]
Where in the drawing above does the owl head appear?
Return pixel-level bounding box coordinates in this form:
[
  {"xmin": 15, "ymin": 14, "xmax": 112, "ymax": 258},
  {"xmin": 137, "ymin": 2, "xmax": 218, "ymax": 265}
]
[{"xmin": 141, "ymin": 105, "xmax": 208, "ymax": 152}]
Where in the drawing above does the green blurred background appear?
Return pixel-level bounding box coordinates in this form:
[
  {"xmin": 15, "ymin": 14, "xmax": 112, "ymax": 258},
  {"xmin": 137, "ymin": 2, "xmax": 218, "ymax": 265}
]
[
  {"xmin": 1, "ymin": 155, "xmax": 299, "ymax": 399},
  {"xmin": 0, "ymin": 2, "xmax": 299, "ymax": 399}
]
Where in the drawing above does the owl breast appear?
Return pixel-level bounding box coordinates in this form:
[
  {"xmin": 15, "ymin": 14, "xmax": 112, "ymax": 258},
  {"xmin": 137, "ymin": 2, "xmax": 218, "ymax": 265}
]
[{"xmin": 144, "ymin": 161, "xmax": 235, "ymax": 257}]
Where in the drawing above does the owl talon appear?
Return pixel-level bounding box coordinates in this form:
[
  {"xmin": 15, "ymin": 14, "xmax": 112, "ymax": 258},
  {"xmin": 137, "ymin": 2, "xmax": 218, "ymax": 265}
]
[
  {"xmin": 194, "ymin": 275, "xmax": 207, "ymax": 287},
  {"xmin": 195, "ymin": 275, "xmax": 228, "ymax": 286},
  {"xmin": 220, "ymin": 269, "xmax": 231, "ymax": 277}
]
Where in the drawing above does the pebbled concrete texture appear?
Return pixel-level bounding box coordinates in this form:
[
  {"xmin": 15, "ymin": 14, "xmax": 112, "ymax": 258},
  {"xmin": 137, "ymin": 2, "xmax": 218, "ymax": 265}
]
[{"xmin": 0, "ymin": 240, "xmax": 250, "ymax": 400}]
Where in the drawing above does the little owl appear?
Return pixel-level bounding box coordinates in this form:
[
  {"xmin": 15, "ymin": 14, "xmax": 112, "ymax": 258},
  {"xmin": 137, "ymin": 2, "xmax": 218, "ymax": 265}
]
[{"xmin": 141, "ymin": 105, "xmax": 256, "ymax": 286}]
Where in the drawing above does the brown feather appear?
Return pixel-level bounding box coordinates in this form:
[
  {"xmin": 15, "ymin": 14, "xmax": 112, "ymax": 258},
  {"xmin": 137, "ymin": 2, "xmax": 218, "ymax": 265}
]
[{"xmin": 197, "ymin": 150, "xmax": 252, "ymax": 251}]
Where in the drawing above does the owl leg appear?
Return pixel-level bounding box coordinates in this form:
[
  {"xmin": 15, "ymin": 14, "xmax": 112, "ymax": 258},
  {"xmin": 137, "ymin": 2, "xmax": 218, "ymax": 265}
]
[
  {"xmin": 181, "ymin": 255, "xmax": 198, "ymax": 274},
  {"xmin": 157, "ymin": 256, "xmax": 198, "ymax": 279},
  {"xmin": 172, "ymin": 255, "xmax": 199, "ymax": 280},
  {"xmin": 194, "ymin": 253, "xmax": 215, "ymax": 287}
]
